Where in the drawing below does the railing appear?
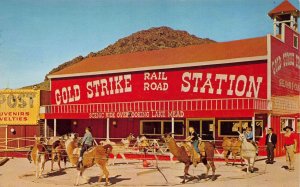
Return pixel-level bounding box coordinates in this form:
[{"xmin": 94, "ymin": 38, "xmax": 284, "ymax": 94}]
[
  {"xmin": 0, "ymin": 137, "xmax": 36, "ymax": 151},
  {"xmin": 43, "ymin": 98, "xmax": 271, "ymax": 114},
  {"xmin": 0, "ymin": 136, "xmax": 266, "ymax": 161}
]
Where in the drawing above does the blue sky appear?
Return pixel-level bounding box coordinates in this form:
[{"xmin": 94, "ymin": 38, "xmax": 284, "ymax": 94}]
[{"xmin": 0, "ymin": 0, "xmax": 299, "ymax": 89}]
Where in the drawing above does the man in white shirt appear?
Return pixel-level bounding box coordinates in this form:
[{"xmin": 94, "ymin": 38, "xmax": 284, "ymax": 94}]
[{"xmin": 265, "ymin": 128, "xmax": 277, "ymax": 164}]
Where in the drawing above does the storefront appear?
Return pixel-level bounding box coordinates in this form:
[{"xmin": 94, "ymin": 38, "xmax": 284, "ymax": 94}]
[
  {"xmin": 44, "ymin": 0, "xmax": 299, "ymax": 156},
  {"xmin": 0, "ymin": 89, "xmax": 50, "ymax": 157}
]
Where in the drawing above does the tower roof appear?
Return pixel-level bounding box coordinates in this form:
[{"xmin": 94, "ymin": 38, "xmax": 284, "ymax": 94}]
[{"xmin": 268, "ymin": 0, "xmax": 300, "ymax": 18}]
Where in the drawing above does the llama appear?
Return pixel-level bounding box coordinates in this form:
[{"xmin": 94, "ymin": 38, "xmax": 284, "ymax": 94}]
[
  {"xmin": 237, "ymin": 131, "xmax": 257, "ymax": 173},
  {"xmin": 30, "ymin": 137, "xmax": 50, "ymax": 178},
  {"xmin": 222, "ymin": 137, "xmax": 243, "ymax": 165},
  {"xmin": 101, "ymin": 133, "xmax": 135, "ymax": 165},
  {"xmin": 50, "ymin": 139, "xmax": 67, "ymax": 171},
  {"xmin": 65, "ymin": 133, "xmax": 113, "ymax": 186},
  {"xmin": 162, "ymin": 133, "xmax": 216, "ymax": 183}
]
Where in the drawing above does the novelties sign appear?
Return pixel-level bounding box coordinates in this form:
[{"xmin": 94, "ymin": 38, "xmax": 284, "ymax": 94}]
[
  {"xmin": 51, "ymin": 61, "xmax": 267, "ymax": 106},
  {"xmin": 0, "ymin": 90, "xmax": 40, "ymax": 125}
]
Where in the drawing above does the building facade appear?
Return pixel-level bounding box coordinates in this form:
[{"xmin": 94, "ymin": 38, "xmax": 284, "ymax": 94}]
[{"xmin": 43, "ymin": 0, "xmax": 300, "ymax": 156}]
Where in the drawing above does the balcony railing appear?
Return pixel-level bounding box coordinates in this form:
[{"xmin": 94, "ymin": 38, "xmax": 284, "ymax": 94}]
[{"xmin": 42, "ymin": 98, "xmax": 271, "ymax": 114}]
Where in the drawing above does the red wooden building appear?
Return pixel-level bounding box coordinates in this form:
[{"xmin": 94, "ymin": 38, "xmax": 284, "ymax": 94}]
[
  {"xmin": 0, "ymin": 89, "xmax": 50, "ymax": 157},
  {"xmin": 43, "ymin": 0, "xmax": 299, "ymax": 156}
]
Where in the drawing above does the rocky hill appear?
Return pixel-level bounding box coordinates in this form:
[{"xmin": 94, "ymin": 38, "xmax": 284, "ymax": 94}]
[{"xmin": 23, "ymin": 26, "xmax": 215, "ymax": 90}]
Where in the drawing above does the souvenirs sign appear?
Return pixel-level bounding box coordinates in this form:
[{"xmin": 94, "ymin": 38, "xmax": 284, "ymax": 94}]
[{"xmin": 0, "ymin": 90, "xmax": 40, "ymax": 125}]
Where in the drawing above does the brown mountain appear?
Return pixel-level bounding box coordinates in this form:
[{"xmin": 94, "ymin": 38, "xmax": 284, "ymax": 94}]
[{"xmin": 23, "ymin": 26, "xmax": 215, "ymax": 90}]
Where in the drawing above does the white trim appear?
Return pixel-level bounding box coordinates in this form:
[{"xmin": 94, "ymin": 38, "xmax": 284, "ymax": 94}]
[
  {"xmin": 297, "ymin": 118, "xmax": 300, "ymax": 134},
  {"xmin": 293, "ymin": 34, "xmax": 299, "ymax": 49},
  {"xmin": 44, "ymin": 119, "xmax": 47, "ymax": 138},
  {"xmin": 267, "ymin": 113, "xmax": 271, "ymax": 128},
  {"xmin": 106, "ymin": 118, "xmax": 110, "ymax": 141},
  {"xmin": 54, "ymin": 119, "xmax": 57, "ymax": 137},
  {"xmin": 252, "ymin": 116, "xmax": 255, "ymax": 141},
  {"xmin": 48, "ymin": 56, "xmax": 267, "ymax": 79},
  {"xmin": 281, "ymin": 24, "xmax": 285, "ymax": 42},
  {"xmin": 171, "ymin": 117, "xmax": 174, "ymax": 138}
]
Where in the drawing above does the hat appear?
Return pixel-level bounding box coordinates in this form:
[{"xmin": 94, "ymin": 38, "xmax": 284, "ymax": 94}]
[{"xmin": 283, "ymin": 126, "xmax": 293, "ymax": 131}]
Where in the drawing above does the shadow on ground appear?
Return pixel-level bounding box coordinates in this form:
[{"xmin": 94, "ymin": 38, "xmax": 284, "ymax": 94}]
[
  {"xmin": 44, "ymin": 169, "xmax": 67, "ymax": 178},
  {"xmin": 177, "ymin": 173, "xmax": 221, "ymax": 183},
  {"xmin": 241, "ymin": 167, "xmax": 259, "ymax": 173},
  {"xmin": 88, "ymin": 174, "xmax": 131, "ymax": 184}
]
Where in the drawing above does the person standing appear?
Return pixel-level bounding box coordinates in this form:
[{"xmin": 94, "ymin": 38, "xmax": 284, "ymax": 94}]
[
  {"xmin": 265, "ymin": 128, "xmax": 277, "ymax": 164},
  {"xmin": 77, "ymin": 126, "xmax": 94, "ymax": 168},
  {"xmin": 282, "ymin": 126, "xmax": 297, "ymax": 171}
]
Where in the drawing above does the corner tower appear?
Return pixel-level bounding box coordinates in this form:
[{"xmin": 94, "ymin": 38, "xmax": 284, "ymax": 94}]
[{"xmin": 268, "ymin": 0, "xmax": 299, "ymax": 35}]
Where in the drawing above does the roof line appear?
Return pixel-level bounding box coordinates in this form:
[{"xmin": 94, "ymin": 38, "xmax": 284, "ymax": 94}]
[{"xmin": 48, "ymin": 55, "xmax": 267, "ymax": 79}]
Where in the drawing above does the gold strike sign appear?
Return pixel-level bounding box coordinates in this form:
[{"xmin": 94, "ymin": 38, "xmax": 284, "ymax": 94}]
[{"xmin": 0, "ymin": 90, "xmax": 40, "ymax": 125}]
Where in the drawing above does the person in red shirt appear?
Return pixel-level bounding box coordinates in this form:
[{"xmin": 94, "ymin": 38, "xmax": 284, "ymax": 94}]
[{"xmin": 282, "ymin": 126, "xmax": 298, "ymax": 171}]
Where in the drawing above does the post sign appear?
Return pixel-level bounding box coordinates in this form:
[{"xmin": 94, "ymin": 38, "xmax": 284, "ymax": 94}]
[{"xmin": 0, "ymin": 90, "xmax": 40, "ymax": 125}]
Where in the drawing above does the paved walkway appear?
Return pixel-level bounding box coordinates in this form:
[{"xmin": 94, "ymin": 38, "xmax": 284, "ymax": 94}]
[{"xmin": 0, "ymin": 154, "xmax": 299, "ymax": 187}]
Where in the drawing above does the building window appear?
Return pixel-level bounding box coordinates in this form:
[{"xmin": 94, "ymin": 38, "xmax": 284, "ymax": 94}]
[
  {"xmin": 293, "ymin": 35, "xmax": 298, "ymax": 49},
  {"xmin": 280, "ymin": 118, "xmax": 295, "ymax": 133},
  {"xmin": 187, "ymin": 119, "xmax": 215, "ymax": 139},
  {"xmin": 219, "ymin": 121, "xmax": 240, "ymax": 136},
  {"xmin": 241, "ymin": 120, "xmax": 263, "ymax": 137},
  {"xmin": 218, "ymin": 120, "xmax": 263, "ymax": 137},
  {"xmin": 141, "ymin": 120, "xmax": 184, "ymax": 136},
  {"xmin": 297, "ymin": 119, "xmax": 300, "ymax": 133},
  {"xmin": 163, "ymin": 121, "xmax": 184, "ymax": 136},
  {"xmin": 141, "ymin": 121, "xmax": 162, "ymax": 135}
]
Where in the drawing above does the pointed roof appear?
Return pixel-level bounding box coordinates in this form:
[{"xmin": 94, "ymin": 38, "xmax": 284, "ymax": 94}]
[{"xmin": 268, "ymin": 0, "xmax": 300, "ymax": 18}]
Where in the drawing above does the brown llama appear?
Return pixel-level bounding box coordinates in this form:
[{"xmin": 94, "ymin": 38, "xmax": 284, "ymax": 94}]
[
  {"xmin": 65, "ymin": 134, "xmax": 113, "ymax": 186},
  {"xmin": 222, "ymin": 137, "xmax": 243, "ymax": 165},
  {"xmin": 51, "ymin": 139, "xmax": 67, "ymax": 171},
  {"xmin": 100, "ymin": 133, "xmax": 135, "ymax": 165},
  {"xmin": 30, "ymin": 137, "xmax": 50, "ymax": 178},
  {"xmin": 162, "ymin": 133, "xmax": 216, "ymax": 184}
]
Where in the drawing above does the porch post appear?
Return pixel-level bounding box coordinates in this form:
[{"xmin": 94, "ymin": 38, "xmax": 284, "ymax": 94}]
[
  {"xmin": 252, "ymin": 116, "xmax": 255, "ymax": 141},
  {"xmin": 273, "ymin": 18, "xmax": 277, "ymax": 35},
  {"xmin": 44, "ymin": 119, "xmax": 47, "ymax": 138},
  {"xmin": 54, "ymin": 119, "xmax": 57, "ymax": 137},
  {"xmin": 5, "ymin": 125, "xmax": 7, "ymax": 150},
  {"xmin": 267, "ymin": 113, "xmax": 271, "ymax": 128},
  {"xmin": 171, "ymin": 117, "xmax": 174, "ymax": 137},
  {"xmin": 106, "ymin": 118, "xmax": 110, "ymax": 141}
]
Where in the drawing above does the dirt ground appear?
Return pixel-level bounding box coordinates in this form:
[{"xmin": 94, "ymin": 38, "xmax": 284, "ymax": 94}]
[{"xmin": 0, "ymin": 154, "xmax": 299, "ymax": 187}]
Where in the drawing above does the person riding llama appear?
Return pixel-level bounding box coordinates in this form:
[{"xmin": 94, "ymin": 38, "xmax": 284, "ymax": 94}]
[
  {"xmin": 185, "ymin": 127, "xmax": 204, "ymax": 166},
  {"xmin": 77, "ymin": 126, "xmax": 94, "ymax": 169},
  {"xmin": 244, "ymin": 126, "xmax": 258, "ymax": 155}
]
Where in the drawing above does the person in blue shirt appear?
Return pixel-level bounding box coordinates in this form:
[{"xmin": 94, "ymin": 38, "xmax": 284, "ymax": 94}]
[
  {"xmin": 244, "ymin": 126, "xmax": 254, "ymax": 141},
  {"xmin": 77, "ymin": 126, "xmax": 94, "ymax": 168},
  {"xmin": 244, "ymin": 126, "xmax": 258, "ymax": 155}
]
